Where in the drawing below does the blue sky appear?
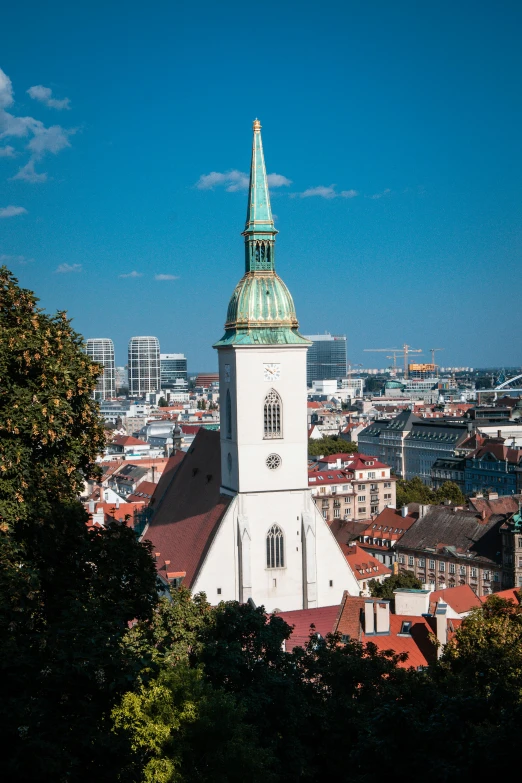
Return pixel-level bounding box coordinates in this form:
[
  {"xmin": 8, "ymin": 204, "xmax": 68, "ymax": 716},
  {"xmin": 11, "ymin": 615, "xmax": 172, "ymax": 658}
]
[{"xmin": 1, "ymin": 0, "xmax": 521, "ymax": 371}]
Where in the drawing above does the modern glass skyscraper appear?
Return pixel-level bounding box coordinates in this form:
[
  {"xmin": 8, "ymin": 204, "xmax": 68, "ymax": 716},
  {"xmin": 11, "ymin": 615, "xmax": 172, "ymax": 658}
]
[
  {"xmin": 304, "ymin": 333, "xmax": 347, "ymax": 385},
  {"xmin": 85, "ymin": 338, "xmax": 116, "ymax": 400},
  {"xmin": 128, "ymin": 336, "xmax": 160, "ymax": 396},
  {"xmin": 160, "ymin": 353, "xmax": 188, "ymax": 389}
]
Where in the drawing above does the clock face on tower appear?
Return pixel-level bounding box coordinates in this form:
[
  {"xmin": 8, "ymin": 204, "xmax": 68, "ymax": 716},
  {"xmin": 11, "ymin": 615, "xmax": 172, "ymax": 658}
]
[{"xmin": 263, "ymin": 363, "xmax": 281, "ymax": 381}]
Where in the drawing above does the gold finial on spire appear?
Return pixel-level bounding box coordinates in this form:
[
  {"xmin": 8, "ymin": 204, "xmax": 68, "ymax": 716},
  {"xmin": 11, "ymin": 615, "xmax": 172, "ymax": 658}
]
[{"xmin": 253, "ymin": 118, "xmax": 261, "ymax": 131}]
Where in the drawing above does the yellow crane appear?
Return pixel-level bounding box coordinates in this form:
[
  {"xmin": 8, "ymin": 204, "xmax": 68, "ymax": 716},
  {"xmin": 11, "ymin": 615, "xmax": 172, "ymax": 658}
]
[{"xmin": 364, "ymin": 344, "xmax": 423, "ymax": 379}]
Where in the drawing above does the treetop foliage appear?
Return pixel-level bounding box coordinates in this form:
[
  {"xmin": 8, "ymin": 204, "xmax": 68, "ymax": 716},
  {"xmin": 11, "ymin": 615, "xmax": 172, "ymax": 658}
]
[
  {"xmin": 0, "ymin": 266, "xmax": 105, "ymax": 525},
  {"xmin": 369, "ymin": 569, "xmax": 422, "ymax": 599},
  {"xmin": 308, "ymin": 435, "xmax": 358, "ymax": 457},
  {"xmin": 396, "ymin": 476, "xmax": 466, "ymax": 508}
]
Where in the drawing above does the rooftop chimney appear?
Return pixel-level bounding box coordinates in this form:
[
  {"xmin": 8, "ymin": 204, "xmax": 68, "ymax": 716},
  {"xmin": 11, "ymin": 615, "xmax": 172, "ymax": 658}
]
[
  {"xmin": 88, "ymin": 499, "xmax": 95, "ymax": 514},
  {"xmin": 401, "ymin": 505, "xmax": 409, "ymax": 518},
  {"xmin": 364, "ymin": 601, "xmax": 375, "ymax": 634},
  {"xmin": 435, "ymin": 600, "xmax": 448, "ymax": 658},
  {"xmin": 375, "ymin": 601, "xmax": 390, "ymax": 634}
]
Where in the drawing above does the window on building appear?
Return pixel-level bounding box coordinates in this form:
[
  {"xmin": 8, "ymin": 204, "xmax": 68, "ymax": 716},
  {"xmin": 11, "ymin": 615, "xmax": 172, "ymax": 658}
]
[
  {"xmin": 322, "ymin": 510, "xmax": 327, "ymax": 519},
  {"xmin": 418, "ymin": 557, "xmax": 425, "ymax": 567},
  {"xmin": 371, "ymin": 505, "xmax": 379, "ymax": 514},
  {"xmin": 226, "ymin": 390, "xmax": 232, "ymax": 439},
  {"xmin": 358, "ymin": 507, "xmax": 366, "ymax": 514},
  {"xmin": 398, "ymin": 555, "xmax": 405, "ymax": 564},
  {"xmin": 358, "ymin": 484, "xmax": 366, "ymax": 490},
  {"xmin": 345, "ymin": 496, "xmax": 351, "ymax": 503},
  {"xmin": 519, "ymin": 576, "xmax": 522, "ymax": 587},
  {"xmin": 334, "ymin": 509, "xmax": 341, "ymax": 518},
  {"xmin": 519, "ymin": 537, "xmax": 522, "ymax": 548},
  {"xmin": 342, "ymin": 484, "xmax": 349, "ymax": 492},
  {"xmin": 429, "ymin": 559, "xmax": 435, "ymax": 570},
  {"xmin": 266, "ymin": 525, "xmax": 284, "ymax": 568},
  {"xmin": 384, "ymin": 482, "xmax": 391, "ymax": 488},
  {"xmin": 358, "ymin": 495, "xmax": 366, "ymax": 502},
  {"xmin": 449, "ymin": 563, "xmax": 455, "ymax": 574},
  {"xmin": 368, "ymin": 472, "xmax": 376, "ymax": 479},
  {"xmin": 483, "ymin": 571, "xmax": 490, "ymax": 581},
  {"xmin": 471, "ymin": 567, "xmax": 477, "ymax": 578},
  {"xmin": 460, "ymin": 565, "xmax": 466, "ymax": 575},
  {"xmin": 518, "ymin": 557, "xmax": 522, "ymax": 568},
  {"xmin": 263, "ymin": 389, "xmax": 282, "ymax": 439},
  {"xmin": 493, "ymin": 572, "xmax": 499, "ymax": 582},
  {"xmin": 439, "ymin": 562, "xmax": 445, "ymax": 572},
  {"xmin": 408, "ymin": 556, "xmax": 414, "ymax": 566}
]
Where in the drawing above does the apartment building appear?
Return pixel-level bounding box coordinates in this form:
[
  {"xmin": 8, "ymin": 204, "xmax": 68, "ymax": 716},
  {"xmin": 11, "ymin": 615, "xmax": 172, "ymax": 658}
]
[
  {"xmin": 396, "ymin": 505, "xmax": 507, "ymax": 597},
  {"xmin": 309, "ymin": 453, "xmax": 396, "ymax": 522}
]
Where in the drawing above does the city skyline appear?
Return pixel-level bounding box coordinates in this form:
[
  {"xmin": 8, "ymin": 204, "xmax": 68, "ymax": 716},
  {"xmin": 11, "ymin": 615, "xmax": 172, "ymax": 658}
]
[{"xmin": 1, "ymin": 0, "xmax": 521, "ymax": 368}]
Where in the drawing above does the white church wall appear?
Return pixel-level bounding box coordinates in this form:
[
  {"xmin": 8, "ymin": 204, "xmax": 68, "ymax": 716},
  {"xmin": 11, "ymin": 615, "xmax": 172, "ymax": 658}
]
[
  {"xmin": 192, "ymin": 495, "xmax": 239, "ymax": 602},
  {"xmin": 310, "ymin": 500, "xmax": 361, "ymax": 605}
]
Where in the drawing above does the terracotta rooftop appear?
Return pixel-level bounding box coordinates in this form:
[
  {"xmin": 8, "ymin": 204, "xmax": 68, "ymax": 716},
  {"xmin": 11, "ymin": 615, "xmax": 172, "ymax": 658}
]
[
  {"xmin": 144, "ymin": 429, "xmax": 232, "ymax": 588},
  {"xmin": 340, "ymin": 543, "xmax": 392, "ymax": 580},
  {"xmin": 429, "ymin": 584, "xmax": 482, "ymax": 615},
  {"xmin": 468, "ymin": 494, "xmax": 520, "ymax": 519},
  {"xmin": 276, "ymin": 605, "xmax": 341, "ymax": 651},
  {"xmin": 112, "ymin": 435, "xmax": 149, "ymax": 447},
  {"xmin": 127, "ymin": 480, "xmax": 158, "ymax": 502}
]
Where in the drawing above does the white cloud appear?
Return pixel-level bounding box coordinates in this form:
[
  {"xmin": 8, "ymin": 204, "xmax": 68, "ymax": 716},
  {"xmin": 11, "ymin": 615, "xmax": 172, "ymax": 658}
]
[
  {"xmin": 55, "ymin": 263, "xmax": 82, "ymax": 273},
  {"xmin": 300, "ymin": 185, "xmax": 337, "ymax": 199},
  {"xmin": 0, "ymin": 145, "xmax": 15, "ymax": 157},
  {"xmin": 370, "ymin": 188, "xmax": 391, "ymax": 200},
  {"xmin": 10, "ymin": 159, "xmax": 47, "ymax": 182},
  {"xmin": 299, "ymin": 185, "xmax": 359, "ymax": 199},
  {"xmin": 27, "ymin": 85, "xmax": 70, "ymax": 110},
  {"xmin": 0, "ymin": 205, "xmax": 27, "ymax": 218},
  {"xmin": 119, "ymin": 270, "xmax": 143, "ymax": 278},
  {"xmin": 267, "ymin": 173, "xmax": 292, "ymax": 187},
  {"xmin": 28, "ymin": 124, "xmax": 74, "ymax": 158},
  {"xmin": 155, "ymin": 273, "xmax": 179, "ymax": 281},
  {"xmin": 195, "ymin": 169, "xmax": 291, "ymax": 192},
  {"xmin": 0, "ymin": 67, "xmax": 75, "ymax": 181},
  {"xmin": 0, "ymin": 253, "xmax": 33, "ymax": 265}
]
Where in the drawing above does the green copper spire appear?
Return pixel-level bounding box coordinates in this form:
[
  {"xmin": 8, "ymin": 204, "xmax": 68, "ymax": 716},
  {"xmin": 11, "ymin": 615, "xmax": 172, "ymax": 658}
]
[
  {"xmin": 214, "ymin": 120, "xmax": 310, "ymax": 349},
  {"xmin": 242, "ymin": 119, "xmax": 277, "ymax": 273}
]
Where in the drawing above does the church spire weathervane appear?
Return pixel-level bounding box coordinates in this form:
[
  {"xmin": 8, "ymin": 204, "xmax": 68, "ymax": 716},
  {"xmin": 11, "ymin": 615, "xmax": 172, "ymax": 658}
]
[{"xmin": 242, "ymin": 118, "xmax": 278, "ymax": 273}]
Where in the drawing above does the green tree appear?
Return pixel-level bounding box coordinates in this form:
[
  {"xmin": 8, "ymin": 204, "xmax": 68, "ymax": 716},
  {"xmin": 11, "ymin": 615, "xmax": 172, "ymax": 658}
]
[
  {"xmin": 0, "ymin": 266, "xmax": 105, "ymax": 524},
  {"xmin": 368, "ymin": 569, "xmax": 422, "ymax": 599},
  {"xmin": 0, "ymin": 268, "xmax": 159, "ymax": 782},
  {"xmin": 308, "ymin": 436, "xmax": 358, "ymax": 457},
  {"xmin": 157, "ymin": 397, "xmax": 168, "ymax": 407},
  {"xmin": 433, "ymin": 481, "xmax": 466, "ymax": 505},
  {"xmin": 396, "ymin": 475, "xmax": 435, "ymax": 507}
]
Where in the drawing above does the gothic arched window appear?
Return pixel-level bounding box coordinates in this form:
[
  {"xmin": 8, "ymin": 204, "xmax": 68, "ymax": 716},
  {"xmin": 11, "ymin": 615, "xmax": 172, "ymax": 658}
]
[
  {"xmin": 226, "ymin": 389, "xmax": 232, "ymax": 439},
  {"xmin": 264, "ymin": 389, "xmax": 282, "ymax": 439},
  {"xmin": 266, "ymin": 524, "xmax": 284, "ymax": 569}
]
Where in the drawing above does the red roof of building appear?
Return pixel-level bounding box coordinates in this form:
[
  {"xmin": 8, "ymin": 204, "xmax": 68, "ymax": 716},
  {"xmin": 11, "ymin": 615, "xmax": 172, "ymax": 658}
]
[
  {"xmin": 112, "ymin": 435, "xmax": 149, "ymax": 447},
  {"xmin": 341, "ymin": 543, "xmax": 392, "ymax": 581},
  {"xmin": 180, "ymin": 424, "xmax": 202, "ymax": 435},
  {"xmin": 277, "ymin": 605, "xmax": 341, "ymax": 651},
  {"xmin": 89, "ymin": 500, "xmax": 146, "ymax": 524},
  {"xmin": 308, "ymin": 469, "xmax": 353, "ymax": 485},
  {"xmin": 307, "ymin": 401, "xmax": 323, "ymax": 409},
  {"xmin": 127, "ymin": 481, "xmax": 158, "ymax": 502},
  {"xmin": 468, "ymin": 494, "xmax": 520, "ymax": 519},
  {"xmin": 429, "ymin": 584, "xmax": 482, "ymax": 615},
  {"xmin": 485, "ymin": 587, "xmax": 521, "ymax": 604},
  {"xmin": 363, "ymin": 507, "xmax": 417, "ymax": 541},
  {"xmin": 144, "ymin": 429, "xmax": 232, "ymax": 588}
]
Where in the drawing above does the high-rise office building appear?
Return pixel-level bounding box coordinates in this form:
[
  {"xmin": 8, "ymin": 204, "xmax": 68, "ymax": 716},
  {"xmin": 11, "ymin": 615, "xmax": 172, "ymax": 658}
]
[
  {"xmin": 160, "ymin": 353, "xmax": 188, "ymax": 389},
  {"xmin": 304, "ymin": 333, "xmax": 347, "ymax": 386},
  {"xmin": 128, "ymin": 336, "xmax": 160, "ymax": 397},
  {"xmin": 115, "ymin": 365, "xmax": 129, "ymax": 392},
  {"xmin": 85, "ymin": 338, "xmax": 116, "ymax": 400}
]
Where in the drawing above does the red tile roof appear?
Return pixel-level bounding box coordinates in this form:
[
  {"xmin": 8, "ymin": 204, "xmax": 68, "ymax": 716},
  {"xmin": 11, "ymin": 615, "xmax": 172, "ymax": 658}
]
[
  {"xmin": 363, "ymin": 507, "xmax": 417, "ymax": 541},
  {"xmin": 127, "ymin": 480, "xmax": 158, "ymax": 502},
  {"xmin": 144, "ymin": 430, "xmax": 232, "ymax": 588},
  {"xmin": 341, "ymin": 544, "xmax": 392, "ymax": 581},
  {"xmin": 112, "ymin": 435, "xmax": 149, "ymax": 447},
  {"xmin": 468, "ymin": 494, "xmax": 520, "ymax": 519},
  {"xmin": 276, "ymin": 605, "xmax": 341, "ymax": 651},
  {"xmin": 429, "ymin": 584, "xmax": 482, "ymax": 615},
  {"xmin": 486, "ymin": 587, "xmax": 521, "ymax": 604}
]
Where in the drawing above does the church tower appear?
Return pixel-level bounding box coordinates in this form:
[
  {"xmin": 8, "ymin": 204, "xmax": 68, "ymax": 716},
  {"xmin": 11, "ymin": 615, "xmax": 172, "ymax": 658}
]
[
  {"xmin": 214, "ymin": 119, "xmax": 310, "ymax": 496},
  {"xmin": 206, "ymin": 121, "xmax": 359, "ymax": 610}
]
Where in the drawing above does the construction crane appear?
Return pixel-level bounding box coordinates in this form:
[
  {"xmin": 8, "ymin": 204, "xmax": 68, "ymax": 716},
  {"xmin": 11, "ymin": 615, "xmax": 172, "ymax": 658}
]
[
  {"xmin": 430, "ymin": 347, "xmax": 443, "ymax": 366},
  {"xmin": 364, "ymin": 344, "xmax": 422, "ymax": 379},
  {"xmin": 386, "ymin": 352, "xmax": 400, "ymax": 374}
]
